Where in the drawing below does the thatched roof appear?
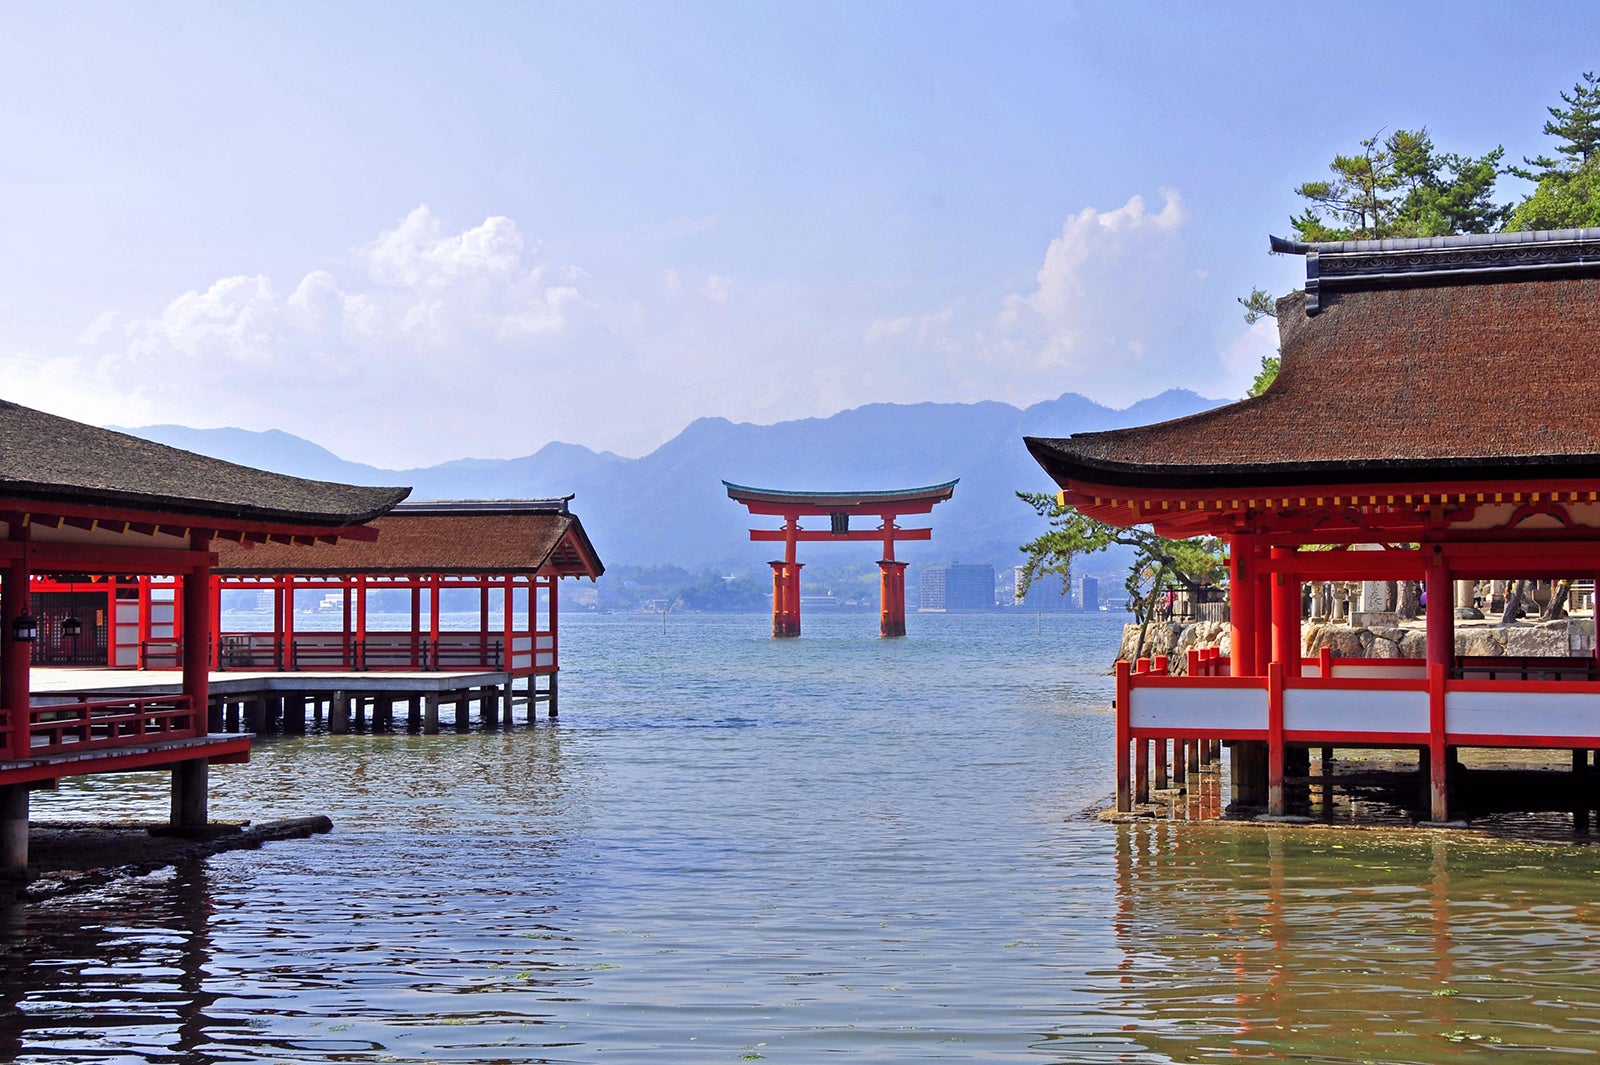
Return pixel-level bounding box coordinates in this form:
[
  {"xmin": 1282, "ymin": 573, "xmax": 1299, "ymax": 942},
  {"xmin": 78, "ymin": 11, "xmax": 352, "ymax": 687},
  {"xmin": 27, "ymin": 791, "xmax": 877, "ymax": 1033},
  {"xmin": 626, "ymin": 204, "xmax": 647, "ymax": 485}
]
[
  {"xmin": 213, "ymin": 499, "xmax": 604, "ymax": 577},
  {"xmin": 1028, "ymin": 230, "xmax": 1600, "ymax": 492},
  {"xmin": 0, "ymin": 399, "xmax": 408, "ymax": 527}
]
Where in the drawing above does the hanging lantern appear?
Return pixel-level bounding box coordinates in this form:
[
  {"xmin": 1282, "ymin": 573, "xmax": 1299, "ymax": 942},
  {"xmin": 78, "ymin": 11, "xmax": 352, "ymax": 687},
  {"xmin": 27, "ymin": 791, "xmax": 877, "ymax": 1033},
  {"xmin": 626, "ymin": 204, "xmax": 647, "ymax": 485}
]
[
  {"xmin": 63, "ymin": 578, "xmax": 83, "ymax": 639},
  {"xmin": 12, "ymin": 612, "xmax": 38, "ymax": 642}
]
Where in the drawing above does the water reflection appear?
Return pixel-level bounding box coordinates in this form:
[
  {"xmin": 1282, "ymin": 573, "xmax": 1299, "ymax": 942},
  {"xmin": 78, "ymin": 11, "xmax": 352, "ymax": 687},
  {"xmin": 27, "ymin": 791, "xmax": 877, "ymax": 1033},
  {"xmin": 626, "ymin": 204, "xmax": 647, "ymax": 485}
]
[
  {"xmin": 0, "ymin": 835, "xmax": 586, "ymax": 1062},
  {"xmin": 1067, "ymin": 823, "xmax": 1600, "ymax": 1062},
  {"xmin": 0, "ymin": 861, "xmax": 235, "ymax": 1062}
]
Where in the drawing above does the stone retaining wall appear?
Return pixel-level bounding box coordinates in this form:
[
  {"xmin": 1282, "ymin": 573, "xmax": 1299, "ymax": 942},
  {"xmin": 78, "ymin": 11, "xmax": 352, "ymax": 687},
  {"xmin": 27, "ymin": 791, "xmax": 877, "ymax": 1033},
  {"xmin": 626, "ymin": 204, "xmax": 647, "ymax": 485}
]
[{"xmin": 1119, "ymin": 617, "xmax": 1594, "ymax": 675}]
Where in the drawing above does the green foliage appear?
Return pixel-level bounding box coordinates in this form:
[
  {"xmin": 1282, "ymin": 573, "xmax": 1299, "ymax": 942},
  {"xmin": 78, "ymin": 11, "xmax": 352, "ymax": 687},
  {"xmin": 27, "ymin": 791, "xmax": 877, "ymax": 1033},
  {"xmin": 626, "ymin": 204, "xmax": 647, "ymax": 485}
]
[
  {"xmin": 1248, "ymin": 354, "xmax": 1280, "ymax": 398},
  {"xmin": 677, "ymin": 572, "xmax": 768, "ymax": 612},
  {"xmin": 1237, "ymin": 287, "xmax": 1277, "ymax": 324},
  {"xmin": 1291, "ymin": 128, "xmax": 1509, "ymax": 241},
  {"xmin": 1516, "ymin": 71, "xmax": 1600, "ymax": 177},
  {"xmin": 1238, "ymin": 288, "xmax": 1282, "ymax": 397},
  {"xmin": 1015, "ymin": 491, "xmax": 1224, "ymax": 623},
  {"xmin": 1507, "ymin": 73, "xmax": 1600, "ymax": 231}
]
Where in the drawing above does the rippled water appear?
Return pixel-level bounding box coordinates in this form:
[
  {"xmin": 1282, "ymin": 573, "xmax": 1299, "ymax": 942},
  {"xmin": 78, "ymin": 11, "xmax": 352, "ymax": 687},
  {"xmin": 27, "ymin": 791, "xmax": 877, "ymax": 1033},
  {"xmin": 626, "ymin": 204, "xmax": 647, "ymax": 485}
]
[{"xmin": 8, "ymin": 612, "xmax": 1600, "ymax": 1063}]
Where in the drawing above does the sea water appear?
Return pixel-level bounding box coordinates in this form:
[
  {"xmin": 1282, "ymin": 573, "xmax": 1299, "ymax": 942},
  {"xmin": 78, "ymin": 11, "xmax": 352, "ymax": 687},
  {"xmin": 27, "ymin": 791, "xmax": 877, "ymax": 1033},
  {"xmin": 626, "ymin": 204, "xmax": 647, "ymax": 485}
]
[{"xmin": 6, "ymin": 611, "xmax": 1600, "ymax": 1063}]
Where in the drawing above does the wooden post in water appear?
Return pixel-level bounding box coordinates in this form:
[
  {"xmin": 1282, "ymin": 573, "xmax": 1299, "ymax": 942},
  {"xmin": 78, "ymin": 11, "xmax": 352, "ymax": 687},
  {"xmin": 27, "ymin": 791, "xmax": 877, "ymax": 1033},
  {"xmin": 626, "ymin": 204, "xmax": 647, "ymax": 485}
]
[
  {"xmin": 245, "ymin": 696, "xmax": 266, "ymax": 734},
  {"xmin": 1575, "ymin": 750, "xmax": 1590, "ymax": 835},
  {"xmin": 330, "ymin": 692, "xmax": 350, "ymax": 734},
  {"xmin": 283, "ymin": 695, "xmax": 306, "ymax": 735},
  {"xmin": 423, "ymin": 693, "xmax": 440, "ymax": 735},
  {"xmin": 0, "ymin": 784, "xmax": 28, "ymax": 871},
  {"xmin": 170, "ymin": 758, "xmax": 208, "ymax": 835}
]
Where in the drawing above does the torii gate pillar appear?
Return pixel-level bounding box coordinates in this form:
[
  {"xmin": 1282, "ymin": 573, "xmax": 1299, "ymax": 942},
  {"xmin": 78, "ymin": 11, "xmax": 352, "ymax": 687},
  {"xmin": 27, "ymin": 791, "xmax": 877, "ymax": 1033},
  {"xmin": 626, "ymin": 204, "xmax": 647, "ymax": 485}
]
[
  {"xmin": 878, "ymin": 560, "xmax": 909, "ymax": 638},
  {"xmin": 769, "ymin": 561, "xmax": 803, "ymax": 638}
]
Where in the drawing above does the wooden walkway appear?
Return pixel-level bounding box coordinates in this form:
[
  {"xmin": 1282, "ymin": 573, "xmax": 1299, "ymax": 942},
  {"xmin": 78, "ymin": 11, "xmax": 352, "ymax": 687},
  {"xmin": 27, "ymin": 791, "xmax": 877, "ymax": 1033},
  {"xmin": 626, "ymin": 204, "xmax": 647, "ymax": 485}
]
[{"xmin": 28, "ymin": 668, "xmax": 557, "ymax": 735}]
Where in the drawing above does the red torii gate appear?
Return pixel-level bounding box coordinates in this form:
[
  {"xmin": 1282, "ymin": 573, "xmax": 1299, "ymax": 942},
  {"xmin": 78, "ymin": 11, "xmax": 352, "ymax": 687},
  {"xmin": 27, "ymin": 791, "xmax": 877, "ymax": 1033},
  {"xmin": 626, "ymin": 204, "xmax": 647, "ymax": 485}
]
[{"xmin": 724, "ymin": 480, "xmax": 957, "ymax": 638}]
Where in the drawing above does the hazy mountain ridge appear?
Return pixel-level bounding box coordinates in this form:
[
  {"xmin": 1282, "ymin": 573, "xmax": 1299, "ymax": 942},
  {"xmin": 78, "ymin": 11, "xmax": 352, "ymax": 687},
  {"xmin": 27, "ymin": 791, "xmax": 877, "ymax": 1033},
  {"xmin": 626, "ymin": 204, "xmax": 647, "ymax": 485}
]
[{"xmin": 118, "ymin": 388, "xmax": 1225, "ymax": 576}]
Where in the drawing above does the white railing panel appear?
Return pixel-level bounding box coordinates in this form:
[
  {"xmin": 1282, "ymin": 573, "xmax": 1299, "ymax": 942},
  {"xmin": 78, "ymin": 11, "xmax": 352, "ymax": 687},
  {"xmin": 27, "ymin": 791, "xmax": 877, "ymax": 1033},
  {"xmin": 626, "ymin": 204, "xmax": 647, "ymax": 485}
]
[
  {"xmin": 1129, "ymin": 685, "xmax": 1267, "ymax": 731},
  {"xmin": 536, "ymin": 652, "xmax": 555, "ymax": 669},
  {"xmin": 1284, "ymin": 687, "xmax": 1428, "ymax": 735},
  {"xmin": 1447, "ymin": 690, "xmax": 1600, "ymax": 740},
  {"xmin": 512, "ymin": 635, "xmax": 533, "ymax": 652},
  {"xmin": 1330, "ymin": 662, "xmax": 1429, "ymax": 680},
  {"xmin": 537, "ymin": 635, "xmax": 554, "ymax": 651}
]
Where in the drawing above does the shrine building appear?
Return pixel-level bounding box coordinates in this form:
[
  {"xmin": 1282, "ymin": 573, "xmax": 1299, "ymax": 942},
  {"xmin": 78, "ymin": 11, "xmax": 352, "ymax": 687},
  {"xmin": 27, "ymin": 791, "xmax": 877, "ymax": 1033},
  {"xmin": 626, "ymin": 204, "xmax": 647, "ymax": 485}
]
[
  {"xmin": 1027, "ymin": 229, "xmax": 1600, "ymax": 824},
  {"xmin": 203, "ymin": 497, "xmax": 603, "ymax": 722},
  {"xmin": 0, "ymin": 398, "xmax": 407, "ymax": 870}
]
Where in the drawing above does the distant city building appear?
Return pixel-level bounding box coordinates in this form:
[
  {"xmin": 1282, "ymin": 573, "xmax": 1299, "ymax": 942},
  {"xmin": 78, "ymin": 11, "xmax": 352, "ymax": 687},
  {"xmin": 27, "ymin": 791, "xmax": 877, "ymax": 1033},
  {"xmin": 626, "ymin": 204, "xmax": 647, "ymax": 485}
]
[
  {"xmin": 1014, "ymin": 567, "xmax": 1073, "ymax": 610},
  {"xmin": 1081, "ymin": 575, "xmax": 1100, "ymax": 612},
  {"xmin": 919, "ymin": 562, "xmax": 997, "ymax": 611}
]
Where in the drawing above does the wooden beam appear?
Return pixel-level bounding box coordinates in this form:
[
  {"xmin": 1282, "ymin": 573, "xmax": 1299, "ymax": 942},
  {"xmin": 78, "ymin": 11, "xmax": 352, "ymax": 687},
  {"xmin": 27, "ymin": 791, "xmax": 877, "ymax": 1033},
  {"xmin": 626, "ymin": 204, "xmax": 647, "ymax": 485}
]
[{"xmin": 749, "ymin": 528, "xmax": 934, "ymax": 543}]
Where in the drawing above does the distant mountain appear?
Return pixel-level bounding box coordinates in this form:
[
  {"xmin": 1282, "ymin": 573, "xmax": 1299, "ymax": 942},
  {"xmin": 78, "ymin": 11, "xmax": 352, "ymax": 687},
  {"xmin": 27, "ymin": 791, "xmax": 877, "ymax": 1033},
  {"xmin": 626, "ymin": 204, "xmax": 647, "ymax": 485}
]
[{"xmin": 117, "ymin": 388, "xmax": 1224, "ymax": 578}]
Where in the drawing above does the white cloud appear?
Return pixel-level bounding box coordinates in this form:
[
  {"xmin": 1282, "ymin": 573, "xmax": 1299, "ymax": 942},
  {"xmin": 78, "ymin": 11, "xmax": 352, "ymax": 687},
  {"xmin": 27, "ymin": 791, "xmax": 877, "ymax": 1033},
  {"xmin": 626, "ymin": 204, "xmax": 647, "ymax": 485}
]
[
  {"xmin": 61, "ymin": 206, "xmax": 602, "ymax": 466},
  {"xmin": 857, "ymin": 189, "xmax": 1264, "ymax": 409},
  {"xmin": 11, "ymin": 193, "xmax": 1267, "ymax": 470},
  {"xmin": 1218, "ymin": 314, "xmax": 1280, "ymax": 393},
  {"xmin": 995, "ymin": 189, "xmax": 1189, "ymax": 387}
]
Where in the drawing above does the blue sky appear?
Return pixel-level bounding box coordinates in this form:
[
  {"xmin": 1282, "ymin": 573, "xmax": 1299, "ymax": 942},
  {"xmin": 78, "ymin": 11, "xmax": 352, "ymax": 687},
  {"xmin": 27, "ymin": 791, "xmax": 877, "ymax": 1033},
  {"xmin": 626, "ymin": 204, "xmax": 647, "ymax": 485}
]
[{"xmin": 1, "ymin": 2, "xmax": 1593, "ymax": 467}]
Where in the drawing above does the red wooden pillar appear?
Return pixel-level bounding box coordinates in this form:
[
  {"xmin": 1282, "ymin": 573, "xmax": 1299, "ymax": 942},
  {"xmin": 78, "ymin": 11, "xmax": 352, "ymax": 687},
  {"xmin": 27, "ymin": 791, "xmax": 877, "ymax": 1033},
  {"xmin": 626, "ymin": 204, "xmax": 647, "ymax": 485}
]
[
  {"xmin": 209, "ymin": 575, "xmax": 222, "ymax": 671},
  {"xmin": 1114, "ymin": 659, "xmax": 1131, "ymax": 813},
  {"xmin": 1425, "ymin": 546, "xmax": 1454, "ymax": 822},
  {"xmin": 282, "ymin": 574, "xmax": 297, "ymax": 671},
  {"xmin": 1228, "ymin": 535, "xmax": 1253, "ymax": 677},
  {"xmin": 182, "ymin": 538, "xmax": 212, "ymax": 737},
  {"xmin": 547, "ymin": 573, "xmax": 559, "ymax": 666},
  {"xmin": 428, "ymin": 573, "xmax": 441, "ymax": 669},
  {"xmin": 478, "ymin": 578, "xmax": 491, "ymax": 666},
  {"xmin": 501, "ymin": 575, "xmax": 514, "ymax": 671},
  {"xmin": 138, "ymin": 574, "xmax": 153, "ymax": 669},
  {"xmin": 342, "ymin": 576, "xmax": 354, "ymax": 667},
  {"xmin": 4, "ymin": 544, "xmax": 32, "ymax": 761},
  {"xmin": 410, "ymin": 578, "xmax": 423, "ymax": 668},
  {"xmin": 786, "ymin": 563, "xmax": 803, "ymax": 637},
  {"xmin": 878, "ymin": 560, "xmax": 908, "ymax": 638},
  {"xmin": 354, "ymin": 574, "xmax": 368, "ymax": 670},
  {"xmin": 1267, "ymin": 662, "xmax": 1286, "ymax": 816},
  {"xmin": 769, "ymin": 561, "xmax": 803, "ymax": 638},
  {"xmin": 1270, "ymin": 548, "xmax": 1301, "ymax": 679},
  {"xmin": 1253, "ymin": 545, "xmax": 1272, "ymax": 677}
]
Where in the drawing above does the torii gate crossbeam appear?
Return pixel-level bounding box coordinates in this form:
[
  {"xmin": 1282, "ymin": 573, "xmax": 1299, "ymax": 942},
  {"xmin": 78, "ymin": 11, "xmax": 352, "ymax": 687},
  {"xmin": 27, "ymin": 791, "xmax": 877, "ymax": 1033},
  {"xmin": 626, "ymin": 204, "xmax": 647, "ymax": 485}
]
[{"xmin": 723, "ymin": 480, "xmax": 958, "ymax": 638}]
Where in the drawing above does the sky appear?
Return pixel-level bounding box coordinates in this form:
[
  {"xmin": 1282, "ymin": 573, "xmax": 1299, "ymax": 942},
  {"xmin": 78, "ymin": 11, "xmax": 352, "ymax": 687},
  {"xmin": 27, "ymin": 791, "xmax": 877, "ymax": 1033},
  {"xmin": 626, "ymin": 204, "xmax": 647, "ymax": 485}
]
[{"xmin": 1, "ymin": 1, "xmax": 1595, "ymax": 469}]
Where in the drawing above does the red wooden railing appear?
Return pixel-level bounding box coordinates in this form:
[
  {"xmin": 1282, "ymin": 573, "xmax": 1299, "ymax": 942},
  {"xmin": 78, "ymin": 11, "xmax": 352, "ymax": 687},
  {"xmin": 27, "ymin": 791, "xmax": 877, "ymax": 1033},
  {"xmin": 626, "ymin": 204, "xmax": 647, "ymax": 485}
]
[
  {"xmin": 217, "ymin": 631, "xmax": 547, "ymax": 674},
  {"xmin": 3, "ymin": 695, "xmax": 199, "ymax": 759}
]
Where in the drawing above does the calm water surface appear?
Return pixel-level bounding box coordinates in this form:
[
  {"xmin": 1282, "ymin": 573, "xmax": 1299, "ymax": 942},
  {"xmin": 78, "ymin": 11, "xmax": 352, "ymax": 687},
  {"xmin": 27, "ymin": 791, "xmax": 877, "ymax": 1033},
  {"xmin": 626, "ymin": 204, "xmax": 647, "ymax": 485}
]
[{"xmin": 8, "ymin": 612, "xmax": 1600, "ymax": 1063}]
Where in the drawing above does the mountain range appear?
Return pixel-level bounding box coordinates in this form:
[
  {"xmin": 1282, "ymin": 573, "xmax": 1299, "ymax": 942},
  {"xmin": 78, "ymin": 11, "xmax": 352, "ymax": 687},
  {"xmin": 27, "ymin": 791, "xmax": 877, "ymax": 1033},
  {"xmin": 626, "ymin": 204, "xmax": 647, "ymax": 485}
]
[{"xmin": 117, "ymin": 388, "xmax": 1224, "ymax": 578}]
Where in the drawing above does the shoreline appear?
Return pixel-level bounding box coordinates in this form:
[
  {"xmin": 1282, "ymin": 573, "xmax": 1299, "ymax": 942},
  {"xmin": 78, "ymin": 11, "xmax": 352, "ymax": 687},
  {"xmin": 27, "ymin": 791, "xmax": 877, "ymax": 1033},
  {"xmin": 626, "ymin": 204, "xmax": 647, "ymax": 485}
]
[{"xmin": 7, "ymin": 816, "xmax": 334, "ymax": 903}]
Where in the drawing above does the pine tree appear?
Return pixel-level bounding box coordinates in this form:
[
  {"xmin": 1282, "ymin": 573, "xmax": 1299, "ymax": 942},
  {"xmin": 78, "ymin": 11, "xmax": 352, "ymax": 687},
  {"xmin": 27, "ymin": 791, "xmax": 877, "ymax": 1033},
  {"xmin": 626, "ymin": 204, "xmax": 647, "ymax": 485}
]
[
  {"xmin": 1508, "ymin": 72, "xmax": 1600, "ymax": 230},
  {"xmin": 1291, "ymin": 129, "xmax": 1508, "ymax": 241}
]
